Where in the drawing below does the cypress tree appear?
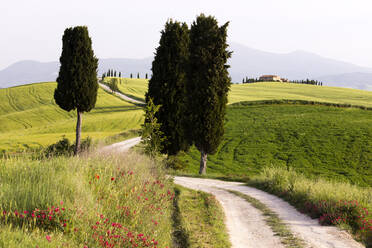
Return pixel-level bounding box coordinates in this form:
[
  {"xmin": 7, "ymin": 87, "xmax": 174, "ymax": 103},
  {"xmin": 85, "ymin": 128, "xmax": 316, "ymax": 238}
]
[
  {"xmin": 114, "ymin": 71, "xmax": 117, "ymax": 77},
  {"xmin": 119, "ymin": 72, "xmax": 121, "ymax": 78},
  {"xmin": 54, "ymin": 26, "xmax": 98, "ymax": 155},
  {"xmin": 187, "ymin": 14, "xmax": 231, "ymax": 174},
  {"xmin": 146, "ymin": 19, "xmax": 190, "ymax": 156},
  {"xmin": 130, "ymin": 73, "xmax": 133, "ymax": 78},
  {"xmin": 145, "ymin": 73, "xmax": 148, "ymax": 79},
  {"xmin": 137, "ymin": 72, "xmax": 140, "ymax": 79}
]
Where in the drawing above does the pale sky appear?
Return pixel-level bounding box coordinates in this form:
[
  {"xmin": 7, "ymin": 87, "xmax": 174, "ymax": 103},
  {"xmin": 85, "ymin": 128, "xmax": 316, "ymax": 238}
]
[{"xmin": 1, "ymin": 0, "xmax": 372, "ymax": 70}]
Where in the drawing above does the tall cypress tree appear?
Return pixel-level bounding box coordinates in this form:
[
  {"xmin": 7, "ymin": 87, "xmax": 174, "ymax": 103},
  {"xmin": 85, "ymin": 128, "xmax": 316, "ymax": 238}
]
[
  {"xmin": 137, "ymin": 72, "xmax": 140, "ymax": 79},
  {"xmin": 54, "ymin": 26, "xmax": 98, "ymax": 155},
  {"xmin": 187, "ymin": 14, "xmax": 231, "ymax": 174},
  {"xmin": 146, "ymin": 20, "xmax": 190, "ymax": 156}
]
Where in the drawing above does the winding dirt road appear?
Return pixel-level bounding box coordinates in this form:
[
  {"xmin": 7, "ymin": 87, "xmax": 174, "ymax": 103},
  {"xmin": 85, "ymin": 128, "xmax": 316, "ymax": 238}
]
[
  {"xmin": 174, "ymin": 176, "xmax": 364, "ymax": 248},
  {"xmin": 103, "ymin": 138, "xmax": 364, "ymax": 248}
]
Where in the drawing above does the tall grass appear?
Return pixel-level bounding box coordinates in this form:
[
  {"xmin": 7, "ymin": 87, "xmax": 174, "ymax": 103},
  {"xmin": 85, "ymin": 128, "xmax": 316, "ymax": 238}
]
[
  {"xmin": 249, "ymin": 167, "xmax": 372, "ymax": 245},
  {"xmin": 0, "ymin": 151, "xmax": 174, "ymax": 247}
]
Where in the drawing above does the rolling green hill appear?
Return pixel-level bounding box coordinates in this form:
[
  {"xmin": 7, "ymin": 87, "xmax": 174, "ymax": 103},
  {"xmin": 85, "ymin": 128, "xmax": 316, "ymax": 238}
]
[
  {"xmin": 103, "ymin": 78, "xmax": 372, "ymax": 107},
  {"xmin": 0, "ymin": 82, "xmax": 143, "ymax": 152},
  {"xmin": 178, "ymin": 101, "xmax": 372, "ymax": 187},
  {"xmin": 103, "ymin": 77, "xmax": 148, "ymax": 102}
]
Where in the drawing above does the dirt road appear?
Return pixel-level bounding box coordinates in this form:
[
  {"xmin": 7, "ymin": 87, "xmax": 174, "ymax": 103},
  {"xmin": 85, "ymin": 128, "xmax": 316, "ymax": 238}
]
[{"xmin": 174, "ymin": 176, "xmax": 364, "ymax": 248}]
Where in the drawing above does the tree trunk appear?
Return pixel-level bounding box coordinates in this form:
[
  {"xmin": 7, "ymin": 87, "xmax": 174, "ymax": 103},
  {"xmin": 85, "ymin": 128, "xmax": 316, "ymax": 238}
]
[
  {"xmin": 74, "ymin": 110, "xmax": 82, "ymax": 156},
  {"xmin": 199, "ymin": 150, "xmax": 208, "ymax": 175}
]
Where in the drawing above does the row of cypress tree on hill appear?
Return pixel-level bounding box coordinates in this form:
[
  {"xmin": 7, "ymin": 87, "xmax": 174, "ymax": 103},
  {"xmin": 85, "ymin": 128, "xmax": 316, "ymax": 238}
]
[
  {"xmin": 102, "ymin": 71, "xmax": 149, "ymax": 80},
  {"xmin": 146, "ymin": 14, "xmax": 231, "ymax": 174},
  {"xmin": 102, "ymin": 69, "xmax": 122, "ymax": 79}
]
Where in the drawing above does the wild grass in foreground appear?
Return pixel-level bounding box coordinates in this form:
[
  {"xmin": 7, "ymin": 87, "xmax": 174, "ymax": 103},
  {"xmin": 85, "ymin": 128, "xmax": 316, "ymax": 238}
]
[
  {"xmin": 227, "ymin": 189, "xmax": 304, "ymax": 248},
  {"xmin": 172, "ymin": 186, "xmax": 231, "ymax": 248},
  {"xmin": 249, "ymin": 167, "xmax": 372, "ymax": 246},
  {"xmin": 0, "ymin": 151, "xmax": 174, "ymax": 247}
]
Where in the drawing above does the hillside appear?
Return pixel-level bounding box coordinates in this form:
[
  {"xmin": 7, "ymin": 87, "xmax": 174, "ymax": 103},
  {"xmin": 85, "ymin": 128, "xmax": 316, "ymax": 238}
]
[
  {"xmin": 178, "ymin": 102, "xmax": 372, "ymax": 187},
  {"xmin": 0, "ymin": 82, "xmax": 143, "ymax": 152},
  {"xmin": 103, "ymin": 78, "xmax": 372, "ymax": 107},
  {"xmin": 103, "ymin": 77, "xmax": 148, "ymax": 102}
]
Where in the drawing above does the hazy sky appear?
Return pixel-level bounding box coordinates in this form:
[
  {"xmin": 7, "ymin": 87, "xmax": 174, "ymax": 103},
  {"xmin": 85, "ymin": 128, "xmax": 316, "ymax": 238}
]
[{"xmin": 1, "ymin": 0, "xmax": 372, "ymax": 70}]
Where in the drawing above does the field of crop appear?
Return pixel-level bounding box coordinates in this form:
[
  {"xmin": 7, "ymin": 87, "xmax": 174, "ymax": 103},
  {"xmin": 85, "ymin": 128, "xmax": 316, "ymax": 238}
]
[
  {"xmin": 103, "ymin": 78, "xmax": 372, "ymax": 107},
  {"xmin": 0, "ymin": 82, "xmax": 144, "ymax": 152},
  {"xmin": 178, "ymin": 101, "xmax": 372, "ymax": 187},
  {"xmin": 230, "ymin": 83, "xmax": 372, "ymax": 106}
]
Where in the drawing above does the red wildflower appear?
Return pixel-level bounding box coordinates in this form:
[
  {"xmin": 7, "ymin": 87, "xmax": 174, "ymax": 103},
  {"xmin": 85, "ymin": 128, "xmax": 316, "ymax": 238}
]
[{"xmin": 46, "ymin": 235, "xmax": 51, "ymax": 242}]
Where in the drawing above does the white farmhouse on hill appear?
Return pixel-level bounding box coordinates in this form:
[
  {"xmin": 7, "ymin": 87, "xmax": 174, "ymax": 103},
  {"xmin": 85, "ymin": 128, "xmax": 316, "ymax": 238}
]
[{"xmin": 259, "ymin": 75, "xmax": 282, "ymax": 82}]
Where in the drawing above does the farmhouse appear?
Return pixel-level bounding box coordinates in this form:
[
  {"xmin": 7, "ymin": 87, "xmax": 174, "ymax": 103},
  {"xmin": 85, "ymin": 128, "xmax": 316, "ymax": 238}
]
[{"xmin": 259, "ymin": 75, "xmax": 282, "ymax": 82}]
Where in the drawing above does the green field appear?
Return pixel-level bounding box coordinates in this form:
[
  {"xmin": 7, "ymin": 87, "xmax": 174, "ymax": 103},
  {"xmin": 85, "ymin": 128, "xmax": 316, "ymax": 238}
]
[
  {"xmin": 0, "ymin": 82, "xmax": 143, "ymax": 152},
  {"xmin": 103, "ymin": 78, "xmax": 372, "ymax": 107},
  {"xmin": 103, "ymin": 77, "xmax": 148, "ymax": 102},
  {"xmin": 178, "ymin": 101, "xmax": 372, "ymax": 187}
]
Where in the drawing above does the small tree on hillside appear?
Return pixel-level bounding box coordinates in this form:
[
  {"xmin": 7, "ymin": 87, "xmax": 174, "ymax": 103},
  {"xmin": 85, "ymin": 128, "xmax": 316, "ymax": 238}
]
[
  {"xmin": 146, "ymin": 19, "xmax": 190, "ymax": 156},
  {"xmin": 130, "ymin": 73, "xmax": 133, "ymax": 78},
  {"xmin": 145, "ymin": 73, "xmax": 148, "ymax": 79},
  {"xmin": 119, "ymin": 72, "xmax": 121, "ymax": 78},
  {"xmin": 54, "ymin": 26, "xmax": 98, "ymax": 155},
  {"xmin": 137, "ymin": 72, "xmax": 140, "ymax": 79},
  {"xmin": 187, "ymin": 14, "xmax": 231, "ymax": 174},
  {"xmin": 140, "ymin": 98, "xmax": 165, "ymax": 158}
]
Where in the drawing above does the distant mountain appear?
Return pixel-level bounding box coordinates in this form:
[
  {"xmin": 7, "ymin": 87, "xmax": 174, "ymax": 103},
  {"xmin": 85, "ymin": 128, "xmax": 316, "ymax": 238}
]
[
  {"xmin": 315, "ymin": 72, "xmax": 372, "ymax": 90},
  {"xmin": 0, "ymin": 60, "xmax": 59, "ymax": 88},
  {"xmin": 1, "ymin": 42, "xmax": 372, "ymax": 90},
  {"xmin": 0, "ymin": 58, "xmax": 152, "ymax": 88},
  {"xmin": 228, "ymin": 42, "xmax": 372, "ymax": 88}
]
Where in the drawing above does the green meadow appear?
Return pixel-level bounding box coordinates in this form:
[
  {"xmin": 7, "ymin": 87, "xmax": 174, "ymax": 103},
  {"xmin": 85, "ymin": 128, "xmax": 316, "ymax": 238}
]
[
  {"xmin": 178, "ymin": 101, "xmax": 372, "ymax": 187},
  {"xmin": 0, "ymin": 82, "xmax": 143, "ymax": 152},
  {"xmin": 103, "ymin": 78, "xmax": 372, "ymax": 107}
]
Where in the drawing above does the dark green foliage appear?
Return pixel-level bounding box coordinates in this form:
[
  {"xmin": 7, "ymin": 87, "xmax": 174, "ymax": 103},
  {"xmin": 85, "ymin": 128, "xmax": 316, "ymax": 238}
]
[
  {"xmin": 130, "ymin": 73, "xmax": 133, "ymax": 78},
  {"xmin": 54, "ymin": 26, "xmax": 98, "ymax": 113},
  {"xmin": 146, "ymin": 20, "xmax": 190, "ymax": 156},
  {"xmin": 187, "ymin": 14, "xmax": 231, "ymax": 173},
  {"xmin": 114, "ymin": 71, "xmax": 117, "ymax": 77},
  {"xmin": 119, "ymin": 72, "xmax": 121, "ymax": 78},
  {"xmin": 44, "ymin": 137, "xmax": 92, "ymax": 157},
  {"xmin": 137, "ymin": 72, "xmax": 140, "ymax": 79},
  {"xmin": 106, "ymin": 78, "xmax": 119, "ymax": 93},
  {"xmin": 44, "ymin": 137, "xmax": 72, "ymax": 157},
  {"xmin": 145, "ymin": 73, "xmax": 148, "ymax": 79},
  {"xmin": 179, "ymin": 102, "xmax": 372, "ymax": 186},
  {"xmin": 165, "ymin": 154, "xmax": 187, "ymax": 170},
  {"xmin": 54, "ymin": 26, "xmax": 98, "ymax": 154},
  {"xmin": 140, "ymin": 98, "xmax": 165, "ymax": 158}
]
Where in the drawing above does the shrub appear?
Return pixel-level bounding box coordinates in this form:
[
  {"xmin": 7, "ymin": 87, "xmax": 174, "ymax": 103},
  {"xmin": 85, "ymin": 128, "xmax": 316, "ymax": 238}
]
[
  {"xmin": 44, "ymin": 137, "xmax": 73, "ymax": 157},
  {"xmin": 44, "ymin": 137, "xmax": 93, "ymax": 157},
  {"xmin": 165, "ymin": 155, "xmax": 187, "ymax": 170}
]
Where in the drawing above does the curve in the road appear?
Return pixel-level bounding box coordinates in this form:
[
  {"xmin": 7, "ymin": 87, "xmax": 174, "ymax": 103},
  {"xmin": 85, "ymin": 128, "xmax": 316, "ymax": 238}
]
[
  {"xmin": 99, "ymin": 82, "xmax": 145, "ymax": 105},
  {"xmin": 174, "ymin": 176, "xmax": 365, "ymax": 248}
]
